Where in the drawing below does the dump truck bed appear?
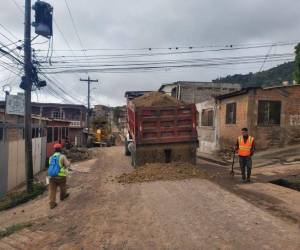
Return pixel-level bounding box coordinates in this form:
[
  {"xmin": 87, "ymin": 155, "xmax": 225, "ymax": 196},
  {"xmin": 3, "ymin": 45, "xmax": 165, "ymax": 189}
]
[{"xmin": 127, "ymin": 102, "xmax": 198, "ymax": 145}]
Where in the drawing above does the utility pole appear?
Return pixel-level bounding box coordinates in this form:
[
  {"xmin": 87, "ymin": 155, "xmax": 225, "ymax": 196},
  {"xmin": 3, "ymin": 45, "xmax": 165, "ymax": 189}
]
[
  {"xmin": 80, "ymin": 76, "xmax": 99, "ymax": 136},
  {"xmin": 24, "ymin": 0, "xmax": 34, "ymax": 192}
]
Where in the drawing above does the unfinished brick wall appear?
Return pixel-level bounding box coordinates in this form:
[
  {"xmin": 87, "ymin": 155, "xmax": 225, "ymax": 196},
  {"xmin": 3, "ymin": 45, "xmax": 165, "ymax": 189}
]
[
  {"xmin": 218, "ymin": 86, "xmax": 300, "ymax": 151},
  {"xmin": 253, "ymin": 86, "xmax": 300, "ymax": 150},
  {"xmin": 218, "ymin": 94, "xmax": 249, "ymax": 150}
]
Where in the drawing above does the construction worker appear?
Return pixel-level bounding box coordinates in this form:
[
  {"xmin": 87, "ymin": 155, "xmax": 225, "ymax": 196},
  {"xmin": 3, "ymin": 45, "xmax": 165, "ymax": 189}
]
[
  {"xmin": 236, "ymin": 128, "xmax": 255, "ymax": 183},
  {"xmin": 48, "ymin": 143, "xmax": 71, "ymax": 209}
]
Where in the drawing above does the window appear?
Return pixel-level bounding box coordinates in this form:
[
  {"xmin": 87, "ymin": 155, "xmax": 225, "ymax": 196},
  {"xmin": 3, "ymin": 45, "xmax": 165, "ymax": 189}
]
[
  {"xmin": 52, "ymin": 111, "xmax": 65, "ymax": 119},
  {"xmin": 0, "ymin": 127, "xmax": 3, "ymax": 141},
  {"xmin": 47, "ymin": 127, "xmax": 53, "ymax": 143},
  {"xmin": 226, "ymin": 103, "xmax": 236, "ymax": 124},
  {"xmin": 201, "ymin": 109, "xmax": 214, "ymax": 127},
  {"xmin": 66, "ymin": 127, "xmax": 69, "ymax": 138},
  {"xmin": 54, "ymin": 127, "xmax": 59, "ymax": 141},
  {"xmin": 258, "ymin": 101, "xmax": 281, "ymax": 126}
]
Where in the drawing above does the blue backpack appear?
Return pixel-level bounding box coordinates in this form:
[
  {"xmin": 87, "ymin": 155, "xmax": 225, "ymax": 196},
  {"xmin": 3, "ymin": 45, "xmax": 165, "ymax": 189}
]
[{"xmin": 48, "ymin": 154, "xmax": 61, "ymax": 177}]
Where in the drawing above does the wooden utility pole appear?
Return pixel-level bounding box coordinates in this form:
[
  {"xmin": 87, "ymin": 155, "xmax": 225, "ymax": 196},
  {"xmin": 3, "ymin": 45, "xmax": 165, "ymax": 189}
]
[
  {"xmin": 80, "ymin": 77, "xmax": 99, "ymax": 134},
  {"xmin": 24, "ymin": 0, "xmax": 34, "ymax": 192}
]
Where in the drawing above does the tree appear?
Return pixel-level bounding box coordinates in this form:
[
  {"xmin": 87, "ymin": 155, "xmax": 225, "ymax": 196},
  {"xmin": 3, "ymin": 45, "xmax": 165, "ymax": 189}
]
[{"xmin": 294, "ymin": 43, "xmax": 300, "ymax": 84}]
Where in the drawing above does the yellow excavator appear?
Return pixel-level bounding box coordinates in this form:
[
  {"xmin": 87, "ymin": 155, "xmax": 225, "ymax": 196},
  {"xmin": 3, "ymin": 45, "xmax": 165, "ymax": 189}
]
[{"xmin": 92, "ymin": 121, "xmax": 115, "ymax": 147}]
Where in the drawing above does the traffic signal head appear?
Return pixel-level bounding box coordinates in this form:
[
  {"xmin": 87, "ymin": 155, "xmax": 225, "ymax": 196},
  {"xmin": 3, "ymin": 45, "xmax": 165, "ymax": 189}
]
[{"xmin": 32, "ymin": 1, "xmax": 53, "ymax": 38}]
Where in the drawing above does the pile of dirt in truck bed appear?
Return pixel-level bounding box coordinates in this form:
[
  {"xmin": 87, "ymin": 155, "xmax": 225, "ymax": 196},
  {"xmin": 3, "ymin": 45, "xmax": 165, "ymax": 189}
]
[
  {"xmin": 132, "ymin": 92, "xmax": 184, "ymax": 107},
  {"xmin": 63, "ymin": 147, "xmax": 91, "ymax": 162},
  {"xmin": 115, "ymin": 162, "xmax": 208, "ymax": 184}
]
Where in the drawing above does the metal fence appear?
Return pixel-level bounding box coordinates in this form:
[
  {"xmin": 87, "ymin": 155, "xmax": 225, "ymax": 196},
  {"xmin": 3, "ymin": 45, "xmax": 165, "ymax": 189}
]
[{"xmin": 0, "ymin": 124, "xmax": 46, "ymax": 197}]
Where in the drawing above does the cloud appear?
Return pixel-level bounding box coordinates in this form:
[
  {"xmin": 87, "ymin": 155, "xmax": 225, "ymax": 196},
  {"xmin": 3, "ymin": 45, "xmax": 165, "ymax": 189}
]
[{"xmin": 1, "ymin": 0, "xmax": 299, "ymax": 106}]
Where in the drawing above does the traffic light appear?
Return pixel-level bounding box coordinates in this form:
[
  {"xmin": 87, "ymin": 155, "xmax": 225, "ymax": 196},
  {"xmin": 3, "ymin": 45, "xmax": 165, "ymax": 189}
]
[{"xmin": 32, "ymin": 1, "xmax": 53, "ymax": 38}]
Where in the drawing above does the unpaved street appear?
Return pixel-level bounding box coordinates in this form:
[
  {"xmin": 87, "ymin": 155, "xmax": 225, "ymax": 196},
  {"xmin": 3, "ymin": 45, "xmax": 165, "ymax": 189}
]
[{"xmin": 1, "ymin": 146, "xmax": 300, "ymax": 250}]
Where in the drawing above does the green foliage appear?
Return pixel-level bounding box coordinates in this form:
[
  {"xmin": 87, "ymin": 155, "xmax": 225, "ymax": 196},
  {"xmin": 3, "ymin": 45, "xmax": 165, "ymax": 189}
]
[
  {"xmin": 0, "ymin": 223, "xmax": 32, "ymax": 239},
  {"xmin": 0, "ymin": 183, "xmax": 46, "ymax": 211},
  {"xmin": 213, "ymin": 61, "xmax": 294, "ymax": 87},
  {"xmin": 293, "ymin": 43, "xmax": 300, "ymax": 84}
]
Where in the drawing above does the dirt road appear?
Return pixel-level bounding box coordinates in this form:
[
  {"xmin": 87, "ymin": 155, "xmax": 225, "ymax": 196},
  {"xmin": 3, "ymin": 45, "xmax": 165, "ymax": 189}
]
[{"xmin": 1, "ymin": 147, "xmax": 300, "ymax": 249}]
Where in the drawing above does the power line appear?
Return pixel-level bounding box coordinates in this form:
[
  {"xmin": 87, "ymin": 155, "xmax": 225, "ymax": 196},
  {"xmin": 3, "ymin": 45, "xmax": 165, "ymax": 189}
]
[
  {"xmin": 63, "ymin": 0, "xmax": 87, "ymax": 59},
  {"xmin": 0, "ymin": 24, "xmax": 20, "ymax": 41},
  {"xmin": 35, "ymin": 42, "xmax": 297, "ymax": 60}
]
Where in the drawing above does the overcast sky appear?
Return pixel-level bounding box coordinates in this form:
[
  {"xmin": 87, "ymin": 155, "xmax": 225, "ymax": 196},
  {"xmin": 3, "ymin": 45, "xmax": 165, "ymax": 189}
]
[{"xmin": 0, "ymin": 0, "xmax": 299, "ymax": 106}]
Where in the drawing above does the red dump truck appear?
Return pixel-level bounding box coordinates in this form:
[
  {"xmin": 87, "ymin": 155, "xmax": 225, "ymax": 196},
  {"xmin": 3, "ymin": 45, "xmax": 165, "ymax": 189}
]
[{"xmin": 124, "ymin": 92, "xmax": 198, "ymax": 167}]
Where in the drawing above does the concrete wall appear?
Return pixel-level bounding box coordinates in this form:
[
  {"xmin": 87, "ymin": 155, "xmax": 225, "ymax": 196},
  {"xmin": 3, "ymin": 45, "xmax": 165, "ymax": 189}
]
[
  {"xmin": 0, "ymin": 127, "xmax": 46, "ymax": 197},
  {"xmin": 196, "ymin": 99, "xmax": 218, "ymax": 154}
]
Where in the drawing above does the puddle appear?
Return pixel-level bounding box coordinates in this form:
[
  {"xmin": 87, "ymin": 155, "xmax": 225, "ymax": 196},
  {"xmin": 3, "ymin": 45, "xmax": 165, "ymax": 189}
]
[{"xmin": 270, "ymin": 176, "xmax": 300, "ymax": 191}]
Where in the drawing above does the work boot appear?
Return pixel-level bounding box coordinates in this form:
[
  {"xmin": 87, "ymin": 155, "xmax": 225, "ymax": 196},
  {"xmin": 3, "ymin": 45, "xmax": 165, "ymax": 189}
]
[
  {"xmin": 50, "ymin": 202, "xmax": 57, "ymax": 209},
  {"xmin": 60, "ymin": 193, "xmax": 70, "ymax": 201},
  {"xmin": 246, "ymin": 178, "xmax": 251, "ymax": 183}
]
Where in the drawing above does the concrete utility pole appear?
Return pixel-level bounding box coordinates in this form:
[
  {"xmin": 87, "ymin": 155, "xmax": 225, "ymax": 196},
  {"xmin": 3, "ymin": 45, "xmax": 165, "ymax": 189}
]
[
  {"xmin": 24, "ymin": 0, "xmax": 34, "ymax": 192},
  {"xmin": 80, "ymin": 77, "xmax": 99, "ymax": 135}
]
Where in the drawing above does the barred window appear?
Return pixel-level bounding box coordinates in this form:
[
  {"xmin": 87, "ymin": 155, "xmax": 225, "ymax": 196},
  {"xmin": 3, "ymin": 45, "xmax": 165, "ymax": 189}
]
[
  {"xmin": 258, "ymin": 101, "xmax": 281, "ymax": 126},
  {"xmin": 226, "ymin": 103, "xmax": 236, "ymax": 124},
  {"xmin": 201, "ymin": 109, "xmax": 214, "ymax": 127}
]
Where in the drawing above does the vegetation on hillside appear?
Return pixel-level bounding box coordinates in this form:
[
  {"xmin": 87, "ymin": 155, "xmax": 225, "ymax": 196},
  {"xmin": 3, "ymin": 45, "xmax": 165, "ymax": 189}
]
[
  {"xmin": 212, "ymin": 61, "xmax": 294, "ymax": 87},
  {"xmin": 294, "ymin": 43, "xmax": 300, "ymax": 84}
]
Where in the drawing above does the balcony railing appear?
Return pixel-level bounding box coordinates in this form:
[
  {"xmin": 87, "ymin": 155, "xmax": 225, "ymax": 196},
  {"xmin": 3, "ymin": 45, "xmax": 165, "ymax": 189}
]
[{"xmin": 70, "ymin": 121, "xmax": 82, "ymax": 127}]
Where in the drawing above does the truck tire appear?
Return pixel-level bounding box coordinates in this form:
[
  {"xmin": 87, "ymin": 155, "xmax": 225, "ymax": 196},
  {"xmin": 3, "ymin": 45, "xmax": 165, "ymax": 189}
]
[{"xmin": 125, "ymin": 139, "xmax": 131, "ymax": 156}]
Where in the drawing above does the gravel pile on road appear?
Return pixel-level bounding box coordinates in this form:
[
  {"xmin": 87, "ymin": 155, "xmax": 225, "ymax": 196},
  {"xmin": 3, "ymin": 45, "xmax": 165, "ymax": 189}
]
[
  {"xmin": 115, "ymin": 162, "xmax": 208, "ymax": 184},
  {"xmin": 132, "ymin": 92, "xmax": 184, "ymax": 107},
  {"xmin": 63, "ymin": 147, "xmax": 91, "ymax": 162}
]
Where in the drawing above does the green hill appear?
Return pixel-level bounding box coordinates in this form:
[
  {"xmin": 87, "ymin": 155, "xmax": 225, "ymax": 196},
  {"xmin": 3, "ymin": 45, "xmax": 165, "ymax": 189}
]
[{"xmin": 212, "ymin": 61, "xmax": 295, "ymax": 87}]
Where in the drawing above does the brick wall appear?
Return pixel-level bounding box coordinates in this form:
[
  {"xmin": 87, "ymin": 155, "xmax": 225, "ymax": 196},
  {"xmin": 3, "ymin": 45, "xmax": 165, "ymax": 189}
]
[
  {"xmin": 218, "ymin": 94, "xmax": 249, "ymax": 150},
  {"xmin": 218, "ymin": 86, "xmax": 300, "ymax": 151},
  {"xmin": 253, "ymin": 86, "xmax": 300, "ymax": 150}
]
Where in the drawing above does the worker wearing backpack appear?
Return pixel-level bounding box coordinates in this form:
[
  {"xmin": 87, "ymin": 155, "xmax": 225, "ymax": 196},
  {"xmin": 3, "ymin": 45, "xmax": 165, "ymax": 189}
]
[{"xmin": 48, "ymin": 143, "xmax": 71, "ymax": 209}]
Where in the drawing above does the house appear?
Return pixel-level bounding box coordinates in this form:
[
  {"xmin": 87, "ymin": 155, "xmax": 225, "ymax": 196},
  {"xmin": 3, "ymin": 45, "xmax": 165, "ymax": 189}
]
[
  {"xmin": 30, "ymin": 103, "xmax": 87, "ymax": 146},
  {"xmin": 197, "ymin": 84, "xmax": 300, "ymax": 155},
  {"xmin": 159, "ymin": 81, "xmax": 241, "ymax": 104},
  {"xmin": 0, "ymin": 100, "xmax": 88, "ymax": 146},
  {"xmin": 216, "ymin": 85, "xmax": 300, "ymax": 151}
]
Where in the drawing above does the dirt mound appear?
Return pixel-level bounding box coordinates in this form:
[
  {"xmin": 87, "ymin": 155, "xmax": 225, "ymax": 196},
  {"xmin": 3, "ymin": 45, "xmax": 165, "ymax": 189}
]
[
  {"xmin": 63, "ymin": 147, "xmax": 91, "ymax": 162},
  {"xmin": 115, "ymin": 162, "xmax": 208, "ymax": 184},
  {"xmin": 132, "ymin": 92, "xmax": 184, "ymax": 107}
]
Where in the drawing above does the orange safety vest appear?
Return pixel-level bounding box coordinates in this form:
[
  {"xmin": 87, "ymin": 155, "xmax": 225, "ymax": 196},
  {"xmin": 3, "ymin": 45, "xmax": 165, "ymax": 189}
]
[{"xmin": 238, "ymin": 135, "xmax": 254, "ymax": 157}]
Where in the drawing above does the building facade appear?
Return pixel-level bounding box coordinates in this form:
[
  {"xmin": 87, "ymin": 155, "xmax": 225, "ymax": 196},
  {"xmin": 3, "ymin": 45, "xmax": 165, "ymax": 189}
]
[
  {"xmin": 196, "ymin": 85, "xmax": 300, "ymax": 155},
  {"xmin": 159, "ymin": 81, "xmax": 241, "ymax": 104},
  {"xmin": 31, "ymin": 103, "xmax": 87, "ymax": 146}
]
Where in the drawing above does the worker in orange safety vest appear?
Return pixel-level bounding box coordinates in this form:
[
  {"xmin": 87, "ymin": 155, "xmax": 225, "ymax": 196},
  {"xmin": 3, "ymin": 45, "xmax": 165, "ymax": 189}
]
[{"xmin": 235, "ymin": 128, "xmax": 255, "ymax": 183}]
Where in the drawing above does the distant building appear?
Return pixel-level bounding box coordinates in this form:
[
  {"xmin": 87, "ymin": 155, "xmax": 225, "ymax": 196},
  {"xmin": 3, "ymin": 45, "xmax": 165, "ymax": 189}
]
[
  {"xmin": 0, "ymin": 101, "xmax": 88, "ymax": 147},
  {"xmin": 31, "ymin": 103, "xmax": 87, "ymax": 146},
  {"xmin": 93, "ymin": 104, "xmax": 109, "ymax": 118},
  {"xmin": 159, "ymin": 81, "xmax": 241, "ymax": 104}
]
